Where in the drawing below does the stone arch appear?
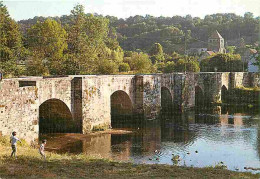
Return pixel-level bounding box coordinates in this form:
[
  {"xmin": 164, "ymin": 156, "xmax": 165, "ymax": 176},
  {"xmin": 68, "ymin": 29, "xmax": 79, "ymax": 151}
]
[
  {"xmin": 195, "ymin": 86, "xmax": 204, "ymax": 106},
  {"xmin": 39, "ymin": 98, "xmax": 78, "ymax": 134},
  {"xmin": 161, "ymin": 87, "xmax": 173, "ymax": 114},
  {"xmin": 110, "ymin": 90, "xmax": 133, "ymax": 127},
  {"xmin": 221, "ymin": 85, "xmax": 228, "ymax": 103}
]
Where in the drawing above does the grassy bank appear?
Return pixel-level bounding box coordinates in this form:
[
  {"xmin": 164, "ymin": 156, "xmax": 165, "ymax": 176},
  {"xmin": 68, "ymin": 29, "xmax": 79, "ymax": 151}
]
[{"xmin": 0, "ymin": 137, "xmax": 259, "ymax": 178}]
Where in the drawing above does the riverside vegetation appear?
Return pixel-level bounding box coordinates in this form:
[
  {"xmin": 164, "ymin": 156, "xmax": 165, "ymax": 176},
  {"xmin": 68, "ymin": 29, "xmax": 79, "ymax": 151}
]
[{"xmin": 0, "ymin": 136, "xmax": 259, "ymax": 178}]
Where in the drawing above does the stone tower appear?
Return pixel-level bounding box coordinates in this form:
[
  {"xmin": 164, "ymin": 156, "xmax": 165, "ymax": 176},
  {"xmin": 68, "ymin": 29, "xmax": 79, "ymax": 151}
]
[{"xmin": 208, "ymin": 30, "xmax": 226, "ymax": 53}]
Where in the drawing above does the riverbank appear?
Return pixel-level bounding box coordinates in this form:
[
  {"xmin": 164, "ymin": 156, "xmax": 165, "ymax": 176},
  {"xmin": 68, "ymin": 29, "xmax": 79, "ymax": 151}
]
[{"xmin": 0, "ymin": 137, "xmax": 259, "ymax": 178}]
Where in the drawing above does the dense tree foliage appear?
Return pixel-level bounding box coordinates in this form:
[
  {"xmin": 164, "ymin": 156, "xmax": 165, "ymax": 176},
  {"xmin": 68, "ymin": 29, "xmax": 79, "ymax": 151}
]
[
  {"xmin": 20, "ymin": 12, "xmax": 259, "ymax": 55},
  {"xmin": 0, "ymin": 2, "xmax": 24, "ymax": 77},
  {"xmin": 119, "ymin": 62, "xmax": 130, "ymax": 72},
  {"xmin": 163, "ymin": 61, "xmax": 175, "ymax": 73},
  {"xmin": 105, "ymin": 13, "xmax": 259, "ymax": 54},
  {"xmin": 150, "ymin": 43, "xmax": 165, "ymax": 64},
  {"xmin": 200, "ymin": 53, "xmax": 243, "ymax": 72},
  {"xmin": 1, "ymin": 3, "xmax": 259, "ymax": 77},
  {"xmin": 65, "ymin": 5, "xmax": 110, "ymax": 74},
  {"xmin": 26, "ymin": 19, "xmax": 67, "ymax": 75},
  {"xmin": 124, "ymin": 52, "xmax": 153, "ymax": 73}
]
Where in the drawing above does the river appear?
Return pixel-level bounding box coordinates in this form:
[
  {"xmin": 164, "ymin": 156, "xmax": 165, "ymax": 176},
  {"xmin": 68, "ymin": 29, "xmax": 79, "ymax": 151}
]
[{"xmin": 40, "ymin": 105, "xmax": 260, "ymax": 173}]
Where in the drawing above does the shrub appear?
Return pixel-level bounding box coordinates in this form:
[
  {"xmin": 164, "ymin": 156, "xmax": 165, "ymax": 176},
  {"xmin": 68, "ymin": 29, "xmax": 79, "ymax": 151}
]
[
  {"xmin": 97, "ymin": 59, "xmax": 119, "ymax": 74},
  {"xmin": 164, "ymin": 61, "xmax": 175, "ymax": 73},
  {"xmin": 119, "ymin": 63, "xmax": 130, "ymax": 72}
]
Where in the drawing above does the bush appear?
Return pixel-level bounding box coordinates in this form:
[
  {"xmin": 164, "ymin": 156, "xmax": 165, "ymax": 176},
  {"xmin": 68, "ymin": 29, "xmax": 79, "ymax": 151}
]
[
  {"xmin": 97, "ymin": 59, "xmax": 119, "ymax": 74},
  {"xmin": 200, "ymin": 53, "xmax": 243, "ymax": 72},
  {"xmin": 128, "ymin": 52, "xmax": 152, "ymax": 74},
  {"xmin": 174, "ymin": 59, "xmax": 200, "ymax": 72},
  {"xmin": 119, "ymin": 63, "xmax": 130, "ymax": 72},
  {"xmin": 0, "ymin": 60, "xmax": 25, "ymax": 77},
  {"xmin": 163, "ymin": 61, "xmax": 175, "ymax": 73},
  {"xmin": 155, "ymin": 62, "xmax": 165, "ymax": 73}
]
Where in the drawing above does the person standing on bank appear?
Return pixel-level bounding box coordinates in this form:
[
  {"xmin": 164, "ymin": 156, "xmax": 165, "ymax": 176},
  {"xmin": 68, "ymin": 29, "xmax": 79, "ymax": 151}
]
[
  {"xmin": 10, "ymin": 131, "xmax": 21, "ymax": 159},
  {"xmin": 39, "ymin": 139, "xmax": 47, "ymax": 160}
]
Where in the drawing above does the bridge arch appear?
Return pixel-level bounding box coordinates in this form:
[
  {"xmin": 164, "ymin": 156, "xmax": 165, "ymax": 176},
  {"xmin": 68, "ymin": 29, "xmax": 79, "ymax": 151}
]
[
  {"xmin": 161, "ymin": 87, "xmax": 173, "ymax": 114},
  {"xmin": 110, "ymin": 90, "xmax": 133, "ymax": 127},
  {"xmin": 195, "ymin": 85, "xmax": 204, "ymax": 106},
  {"xmin": 221, "ymin": 85, "xmax": 228, "ymax": 103},
  {"xmin": 39, "ymin": 98, "xmax": 78, "ymax": 134}
]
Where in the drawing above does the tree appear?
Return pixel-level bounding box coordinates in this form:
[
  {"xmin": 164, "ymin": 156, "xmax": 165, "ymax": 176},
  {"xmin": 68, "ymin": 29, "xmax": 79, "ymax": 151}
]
[
  {"xmin": 97, "ymin": 59, "xmax": 118, "ymax": 74},
  {"xmin": 119, "ymin": 63, "xmax": 130, "ymax": 72},
  {"xmin": 0, "ymin": 2, "xmax": 24, "ymax": 77},
  {"xmin": 26, "ymin": 18, "xmax": 68, "ymax": 75},
  {"xmin": 150, "ymin": 43, "xmax": 165, "ymax": 64},
  {"xmin": 226, "ymin": 46, "xmax": 236, "ymax": 54},
  {"xmin": 128, "ymin": 52, "xmax": 152, "ymax": 73},
  {"xmin": 174, "ymin": 59, "xmax": 186, "ymax": 72},
  {"xmin": 185, "ymin": 60, "xmax": 200, "ymax": 72},
  {"xmin": 200, "ymin": 53, "xmax": 243, "ymax": 72},
  {"xmin": 150, "ymin": 43, "xmax": 163, "ymax": 56},
  {"xmin": 19, "ymin": 12, "xmax": 260, "ymax": 57},
  {"xmin": 66, "ymin": 4, "xmax": 110, "ymax": 74},
  {"xmin": 174, "ymin": 59, "xmax": 200, "ymax": 72},
  {"xmin": 163, "ymin": 61, "xmax": 175, "ymax": 73},
  {"xmin": 244, "ymin": 12, "xmax": 254, "ymax": 20}
]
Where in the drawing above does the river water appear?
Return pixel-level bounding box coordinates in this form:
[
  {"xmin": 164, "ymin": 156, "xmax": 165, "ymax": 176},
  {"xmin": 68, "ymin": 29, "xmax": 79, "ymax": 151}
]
[{"xmin": 41, "ymin": 105, "xmax": 260, "ymax": 173}]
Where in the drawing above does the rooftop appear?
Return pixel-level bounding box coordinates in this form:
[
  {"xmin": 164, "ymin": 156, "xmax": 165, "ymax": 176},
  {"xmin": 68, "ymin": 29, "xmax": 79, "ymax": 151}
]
[{"xmin": 209, "ymin": 30, "xmax": 223, "ymax": 39}]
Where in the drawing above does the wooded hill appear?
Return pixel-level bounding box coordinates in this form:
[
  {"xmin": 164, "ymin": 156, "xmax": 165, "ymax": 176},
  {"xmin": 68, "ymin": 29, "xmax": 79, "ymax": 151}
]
[
  {"xmin": 18, "ymin": 12, "xmax": 259, "ymax": 54},
  {"xmin": 1, "ymin": 2, "xmax": 259, "ymax": 77}
]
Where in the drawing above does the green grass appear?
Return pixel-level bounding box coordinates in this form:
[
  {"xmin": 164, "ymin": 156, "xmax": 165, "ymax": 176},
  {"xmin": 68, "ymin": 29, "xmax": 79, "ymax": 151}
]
[{"xmin": 0, "ymin": 136, "xmax": 259, "ymax": 178}]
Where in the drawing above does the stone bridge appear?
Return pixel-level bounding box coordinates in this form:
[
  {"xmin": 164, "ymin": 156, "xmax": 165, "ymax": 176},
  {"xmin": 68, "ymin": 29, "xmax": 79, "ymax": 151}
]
[{"xmin": 0, "ymin": 72, "xmax": 259, "ymax": 142}]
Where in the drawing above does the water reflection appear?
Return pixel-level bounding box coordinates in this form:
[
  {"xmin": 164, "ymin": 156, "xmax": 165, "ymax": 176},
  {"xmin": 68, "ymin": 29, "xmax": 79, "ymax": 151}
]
[{"xmin": 42, "ymin": 105, "xmax": 260, "ymax": 173}]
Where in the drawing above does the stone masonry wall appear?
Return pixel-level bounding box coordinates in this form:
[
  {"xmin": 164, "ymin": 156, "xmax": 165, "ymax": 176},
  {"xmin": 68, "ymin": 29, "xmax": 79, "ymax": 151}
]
[
  {"xmin": 37, "ymin": 77, "xmax": 73, "ymax": 109},
  {"xmin": 142, "ymin": 75, "xmax": 161, "ymax": 119},
  {"xmin": 81, "ymin": 75, "xmax": 136, "ymax": 133},
  {"xmin": 0, "ymin": 78, "xmax": 39, "ymax": 142},
  {"xmin": 182, "ymin": 73, "xmax": 195, "ymax": 110},
  {"xmin": 0, "ymin": 76, "xmax": 73, "ymax": 142},
  {"xmin": 232, "ymin": 72, "xmax": 260, "ymax": 88},
  {"xmin": 195, "ymin": 73, "xmax": 222, "ymax": 103}
]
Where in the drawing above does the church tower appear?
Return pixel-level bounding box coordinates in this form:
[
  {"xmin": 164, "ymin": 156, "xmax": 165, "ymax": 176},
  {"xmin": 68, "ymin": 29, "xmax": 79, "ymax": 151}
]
[{"xmin": 208, "ymin": 30, "xmax": 226, "ymax": 53}]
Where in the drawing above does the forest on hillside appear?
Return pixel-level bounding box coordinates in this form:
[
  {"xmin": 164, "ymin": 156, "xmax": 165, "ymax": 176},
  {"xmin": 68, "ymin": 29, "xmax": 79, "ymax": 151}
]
[
  {"xmin": 1, "ymin": 2, "xmax": 259, "ymax": 77},
  {"xmin": 19, "ymin": 11, "xmax": 260, "ymax": 54}
]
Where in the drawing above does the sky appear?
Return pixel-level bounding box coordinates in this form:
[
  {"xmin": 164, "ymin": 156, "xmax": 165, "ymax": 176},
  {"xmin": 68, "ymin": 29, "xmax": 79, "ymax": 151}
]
[{"xmin": 3, "ymin": 0, "xmax": 260, "ymax": 21}]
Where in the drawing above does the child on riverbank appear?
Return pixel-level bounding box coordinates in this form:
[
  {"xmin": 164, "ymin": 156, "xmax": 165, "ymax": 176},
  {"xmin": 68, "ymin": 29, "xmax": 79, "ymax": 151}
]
[
  {"xmin": 10, "ymin": 131, "xmax": 21, "ymax": 159},
  {"xmin": 39, "ymin": 139, "xmax": 47, "ymax": 160}
]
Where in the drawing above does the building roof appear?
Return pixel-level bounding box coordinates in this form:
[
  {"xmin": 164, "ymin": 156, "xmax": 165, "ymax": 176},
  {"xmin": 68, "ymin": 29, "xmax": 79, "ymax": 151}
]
[
  {"xmin": 209, "ymin": 30, "xmax": 223, "ymax": 39},
  {"xmin": 207, "ymin": 51, "xmax": 215, "ymax": 55}
]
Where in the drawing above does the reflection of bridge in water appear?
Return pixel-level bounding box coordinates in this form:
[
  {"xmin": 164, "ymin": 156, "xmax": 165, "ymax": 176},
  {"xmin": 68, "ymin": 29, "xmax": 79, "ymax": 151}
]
[
  {"xmin": 0, "ymin": 72, "xmax": 259, "ymax": 142},
  {"xmin": 42, "ymin": 105, "xmax": 259, "ymax": 165}
]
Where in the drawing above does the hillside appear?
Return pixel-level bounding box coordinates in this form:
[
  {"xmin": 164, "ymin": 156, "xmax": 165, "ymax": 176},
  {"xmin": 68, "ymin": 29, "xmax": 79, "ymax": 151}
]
[{"xmin": 18, "ymin": 13, "xmax": 260, "ymax": 54}]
